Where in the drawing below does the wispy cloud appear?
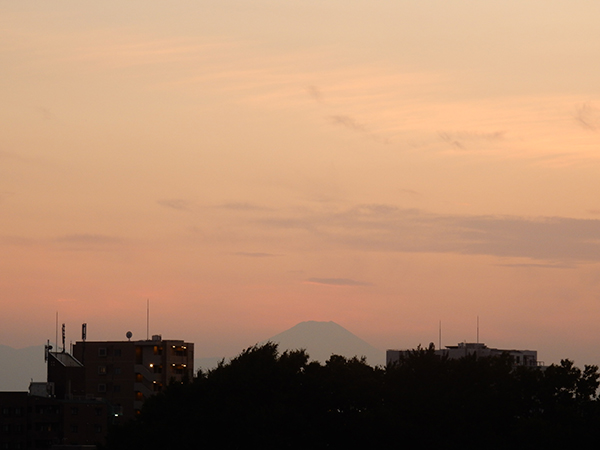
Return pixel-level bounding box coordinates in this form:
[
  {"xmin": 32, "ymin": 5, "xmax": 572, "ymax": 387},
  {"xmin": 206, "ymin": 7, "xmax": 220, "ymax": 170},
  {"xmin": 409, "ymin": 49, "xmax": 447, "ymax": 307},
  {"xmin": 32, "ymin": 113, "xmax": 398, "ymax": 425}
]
[
  {"xmin": 232, "ymin": 252, "xmax": 280, "ymax": 258},
  {"xmin": 306, "ymin": 85, "xmax": 323, "ymax": 102},
  {"xmin": 399, "ymin": 188, "xmax": 421, "ymax": 196},
  {"xmin": 306, "ymin": 277, "xmax": 373, "ymax": 287},
  {"xmin": 438, "ymin": 130, "xmax": 505, "ymax": 150},
  {"xmin": 157, "ymin": 199, "xmax": 192, "ymax": 211},
  {"xmin": 495, "ymin": 262, "xmax": 574, "ymax": 269},
  {"xmin": 39, "ymin": 107, "xmax": 53, "ymax": 120},
  {"xmin": 329, "ymin": 115, "xmax": 389, "ymax": 144},
  {"xmin": 330, "ymin": 115, "xmax": 368, "ymax": 133},
  {"xmin": 0, "ymin": 236, "xmax": 34, "ymax": 246},
  {"xmin": 217, "ymin": 202, "xmax": 271, "ymax": 212},
  {"xmin": 257, "ymin": 205, "xmax": 600, "ymax": 264},
  {"xmin": 575, "ymin": 103, "xmax": 600, "ymax": 131},
  {"xmin": 55, "ymin": 234, "xmax": 123, "ymax": 245}
]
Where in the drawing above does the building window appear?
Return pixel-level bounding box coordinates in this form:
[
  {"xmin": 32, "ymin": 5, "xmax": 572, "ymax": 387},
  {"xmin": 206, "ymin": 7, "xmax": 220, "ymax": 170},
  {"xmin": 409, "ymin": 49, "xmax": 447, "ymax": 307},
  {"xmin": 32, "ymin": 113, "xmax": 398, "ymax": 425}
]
[
  {"xmin": 173, "ymin": 345, "xmax": 187, "ymax": 357},
  {"xmin": 14, "ymin": 407, "xmax": 21, "ymax": 416},
  {"xmin": 114, "ymin": 348, "xmax": 122, "ymax": 357},
  {"xmin": 98, "ymin": 348, "xmax": 107, "ymax": 357},
  {"xmin": 153, "ymin": 346, "xmax": 162, "ymax": 356},
  {"xmin": 95, "ymin": 424, "xmax": 103, "ymax": 433},
  {"xmin": 98, "ymin": 384, "xmax": 106, "ymax": 393},
  {"xmin": 71, "ymin": 407, "xmax": 79, "ymax": 415},
  {"xmin": 71, "ymin": 425, "xmax": 78, "ymax": 433},
  {"xmin": 113, "ymin": 385, "xmax": 121, "ymax": 393},
  {"xmin": 114, "ymin": 367, "xmax": 121, "ymax": 375},
  {"xmin": 98, "ymin": 365, "xmax": 107, "ymax": 375}
]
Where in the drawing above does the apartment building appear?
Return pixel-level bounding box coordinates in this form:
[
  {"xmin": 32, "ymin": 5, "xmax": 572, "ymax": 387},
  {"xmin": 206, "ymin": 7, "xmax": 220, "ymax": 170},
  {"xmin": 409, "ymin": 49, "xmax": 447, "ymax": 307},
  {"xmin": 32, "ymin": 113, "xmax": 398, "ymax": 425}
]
[
  {"xmin": 0, "ymin": 385, "xmax": 108, "ymax": 449},
  {"xmin": 387, "ymin": 342, "xmax": 538, "ymax": 367},
  {"xmin": 69, "ymin": 334, "xmax": 194, "ymax": 420}
]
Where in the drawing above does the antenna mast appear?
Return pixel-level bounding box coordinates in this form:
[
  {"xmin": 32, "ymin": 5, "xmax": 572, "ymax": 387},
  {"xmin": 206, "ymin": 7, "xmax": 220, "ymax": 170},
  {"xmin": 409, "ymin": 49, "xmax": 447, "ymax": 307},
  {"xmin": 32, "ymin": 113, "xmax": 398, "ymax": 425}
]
[
  {"xmin": 146, "ymin": 299, "xmax": 149, "ymax": 340},
  {"xmin": 477, "ymin": 316, "xmax": 479, "ymax": 344},
  {"xmin": 438, "ymin": 320, "xmax": 442, "ymax": 350},
  {"xmin": 55, "ymin": 312, "xmax": 58, "ymax": 353}
]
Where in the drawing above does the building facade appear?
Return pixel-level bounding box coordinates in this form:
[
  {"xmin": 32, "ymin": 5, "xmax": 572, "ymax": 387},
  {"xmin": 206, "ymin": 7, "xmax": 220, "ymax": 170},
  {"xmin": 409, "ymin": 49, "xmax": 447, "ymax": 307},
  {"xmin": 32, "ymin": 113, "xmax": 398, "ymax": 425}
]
[
  {"xmin": 386, "ymin": 342, "xmax": 539, "ymax": 367},
  {"xmin": 69, "ymin": 334, "xmax": 194, "ymax": 420},
  {"xmin": 0, "ymin": 386, "xmax": 108, "ymax": 449}
]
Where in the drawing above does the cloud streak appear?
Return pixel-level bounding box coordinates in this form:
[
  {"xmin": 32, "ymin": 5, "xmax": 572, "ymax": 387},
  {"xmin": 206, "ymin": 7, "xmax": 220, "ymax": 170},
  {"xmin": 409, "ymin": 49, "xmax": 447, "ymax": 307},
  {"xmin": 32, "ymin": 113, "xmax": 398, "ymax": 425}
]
[
  {"xmin": 258, "ymin": 205, "xmax": 600, "ymax": 263},
  {"xmin": 232, "ymin": 252, "xmax": 280, "ymax": 258},
  {"xmin": 157, "ymin": 199, "xmax": 192, "ymax": 211},
  {"xmin": 438, "ymin": 130, "xmax": 505, "ymax": 150},
  {"xmin": 55, "ymin": 234, "xmax": 123, "ymax": 246},
  {"xmin": 329, "ymin": 115, "xmax": 389, "ymax": 144},
  {"xmin": 306, "ymin": 278, "xmax": 373, "ymax": 287},
  {"xmin": 575, "ymin": 103, "xmax": 600, "ymax": 131}
]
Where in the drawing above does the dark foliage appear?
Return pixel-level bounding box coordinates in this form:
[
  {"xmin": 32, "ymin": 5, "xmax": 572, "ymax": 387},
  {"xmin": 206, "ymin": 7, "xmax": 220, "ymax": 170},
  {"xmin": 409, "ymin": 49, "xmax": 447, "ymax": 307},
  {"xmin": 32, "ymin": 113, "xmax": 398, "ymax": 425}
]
[{"xmin": 107, "ymin": 343, "xmax": 600, "ymax": 450}]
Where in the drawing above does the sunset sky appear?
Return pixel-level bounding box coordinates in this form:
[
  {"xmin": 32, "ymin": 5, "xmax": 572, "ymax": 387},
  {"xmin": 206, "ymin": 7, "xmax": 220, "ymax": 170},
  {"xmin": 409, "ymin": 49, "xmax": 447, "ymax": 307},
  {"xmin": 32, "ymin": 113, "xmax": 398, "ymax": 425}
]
[{"xmin": 2, "ymin": 1, "xmax": 600, "ymax": 367}]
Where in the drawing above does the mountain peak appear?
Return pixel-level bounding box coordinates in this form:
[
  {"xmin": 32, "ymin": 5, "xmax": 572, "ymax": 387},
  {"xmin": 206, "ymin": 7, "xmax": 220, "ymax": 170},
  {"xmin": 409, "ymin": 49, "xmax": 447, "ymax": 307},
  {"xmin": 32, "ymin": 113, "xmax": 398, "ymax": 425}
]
[{"xmin": 266, "ymin": 321, "xmax": 384, "ymax": 366}]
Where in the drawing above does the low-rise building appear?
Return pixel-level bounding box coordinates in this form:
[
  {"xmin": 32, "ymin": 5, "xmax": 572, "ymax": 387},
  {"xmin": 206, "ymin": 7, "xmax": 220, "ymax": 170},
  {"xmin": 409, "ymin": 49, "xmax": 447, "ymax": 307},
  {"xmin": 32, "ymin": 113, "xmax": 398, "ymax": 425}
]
[
  {"xmin": 387, "ymin": 342, "xmax": 539, "ymax": 367},
  {"xmin": 0, "ymin": 384, "xmax": 108, "ymax": 449}
]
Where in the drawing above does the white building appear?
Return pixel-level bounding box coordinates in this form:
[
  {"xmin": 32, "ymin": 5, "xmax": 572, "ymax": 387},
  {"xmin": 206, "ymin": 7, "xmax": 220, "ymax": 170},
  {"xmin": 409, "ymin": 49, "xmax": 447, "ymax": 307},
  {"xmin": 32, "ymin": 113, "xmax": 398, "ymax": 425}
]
[{"xmin": 387, "ymin": 342, "xmax": 538, "ymax": 367}]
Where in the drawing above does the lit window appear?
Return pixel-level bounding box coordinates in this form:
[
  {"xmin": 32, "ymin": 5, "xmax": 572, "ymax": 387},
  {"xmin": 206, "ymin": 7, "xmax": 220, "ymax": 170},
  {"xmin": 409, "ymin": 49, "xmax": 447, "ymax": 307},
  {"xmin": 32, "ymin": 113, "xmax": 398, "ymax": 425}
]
[{"xmin": 98, "ymin": 366, "xmax": 107, "ymax": 375}]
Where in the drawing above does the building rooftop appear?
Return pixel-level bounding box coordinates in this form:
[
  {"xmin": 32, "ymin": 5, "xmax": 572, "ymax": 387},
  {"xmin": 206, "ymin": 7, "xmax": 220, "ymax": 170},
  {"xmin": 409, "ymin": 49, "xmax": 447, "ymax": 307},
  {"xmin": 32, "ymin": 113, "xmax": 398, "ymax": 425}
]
[{"xmin": 50, "ymin": 352, "xmax": 83, "ymax": 367}]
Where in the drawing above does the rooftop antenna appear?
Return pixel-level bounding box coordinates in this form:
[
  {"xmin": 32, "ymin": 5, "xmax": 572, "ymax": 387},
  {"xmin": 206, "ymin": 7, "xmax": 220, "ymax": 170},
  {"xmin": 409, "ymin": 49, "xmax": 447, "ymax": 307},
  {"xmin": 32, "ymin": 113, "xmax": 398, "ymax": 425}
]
[
  {"xmin": 55, "ymin": 312, "xmax": 58, "ymax": 354},
  {"xmin": 61, "ymin": 323, "xmax": 66, "ymax": 353},
  {"xmin": 44, "ymin": 340, "xmax": 52, "ymax": 362},
  {"xmin": 81, "ymin": 323, "xmax": 87, "ymax": 366},
  {"xmin": 477, "ymin": 316, "xmax": 479, "ymax": 344},
  {"xmin": 438, "ymin": 320, "xmax": 442, "ymax": 350},
  {"xmin": 146, "ymin": 299, "xmax": 149, "ymax": 340}
]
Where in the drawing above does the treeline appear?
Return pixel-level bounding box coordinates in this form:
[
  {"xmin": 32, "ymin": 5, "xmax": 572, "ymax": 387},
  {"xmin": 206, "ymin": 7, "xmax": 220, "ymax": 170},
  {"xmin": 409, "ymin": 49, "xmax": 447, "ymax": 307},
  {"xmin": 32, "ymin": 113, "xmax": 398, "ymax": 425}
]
[{"xmin": 107, "ymin": 343, "xmax": 600, "ymax": 449}]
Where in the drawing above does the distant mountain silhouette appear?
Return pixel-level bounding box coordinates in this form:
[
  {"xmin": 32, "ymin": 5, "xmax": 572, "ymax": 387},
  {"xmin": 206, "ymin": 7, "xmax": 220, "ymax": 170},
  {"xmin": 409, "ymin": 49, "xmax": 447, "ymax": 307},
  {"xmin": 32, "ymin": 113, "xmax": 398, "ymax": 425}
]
[
  {"xmin": 265, "ymin": 321, "xmax": 384, "ymax": 366},
  {"xmin": 0, "ymin": 345, "xmax": 46, "ymax": 391}
]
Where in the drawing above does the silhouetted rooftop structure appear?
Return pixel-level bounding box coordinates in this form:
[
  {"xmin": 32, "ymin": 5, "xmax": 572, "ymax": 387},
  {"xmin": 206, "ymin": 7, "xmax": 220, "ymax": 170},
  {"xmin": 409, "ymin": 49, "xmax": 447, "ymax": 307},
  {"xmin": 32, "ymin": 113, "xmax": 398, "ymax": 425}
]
[{"xmin": 387, "ymin": 342, "xmax": 539, "ymax": 367}]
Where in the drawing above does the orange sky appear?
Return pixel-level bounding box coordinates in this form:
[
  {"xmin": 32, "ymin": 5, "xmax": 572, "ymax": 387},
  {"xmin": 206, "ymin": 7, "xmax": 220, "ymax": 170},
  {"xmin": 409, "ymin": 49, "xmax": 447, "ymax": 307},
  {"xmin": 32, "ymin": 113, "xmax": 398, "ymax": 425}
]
[{"xmin": 2, "ymin": 1, "xmax": 600, "ymax": 366}]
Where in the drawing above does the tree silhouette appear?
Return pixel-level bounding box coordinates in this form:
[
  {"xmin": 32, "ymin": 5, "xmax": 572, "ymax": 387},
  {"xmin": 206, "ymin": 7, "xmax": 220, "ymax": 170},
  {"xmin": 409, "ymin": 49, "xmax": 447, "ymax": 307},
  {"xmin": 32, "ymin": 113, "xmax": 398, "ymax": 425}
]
[{"xmin": 106, "ymin": 343, "xmax": 600, "ymax": 450}]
